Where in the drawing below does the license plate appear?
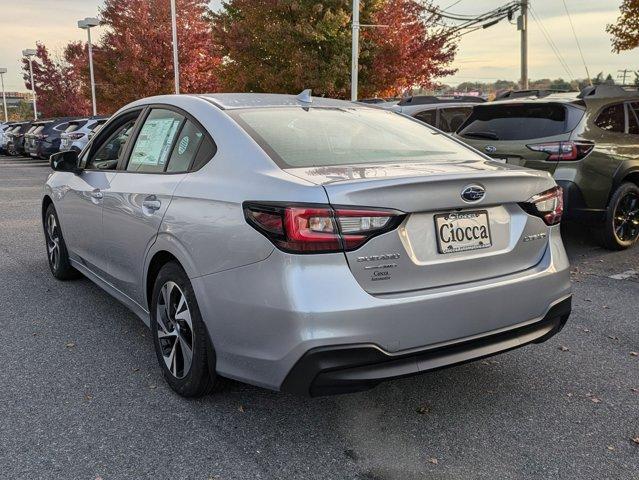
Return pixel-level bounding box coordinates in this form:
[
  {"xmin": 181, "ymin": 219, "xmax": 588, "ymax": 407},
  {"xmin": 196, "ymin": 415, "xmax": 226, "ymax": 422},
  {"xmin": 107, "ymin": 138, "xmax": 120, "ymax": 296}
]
[{"xmin": 434, "ymin": 210, "xmax": 492, "ymax": 254}]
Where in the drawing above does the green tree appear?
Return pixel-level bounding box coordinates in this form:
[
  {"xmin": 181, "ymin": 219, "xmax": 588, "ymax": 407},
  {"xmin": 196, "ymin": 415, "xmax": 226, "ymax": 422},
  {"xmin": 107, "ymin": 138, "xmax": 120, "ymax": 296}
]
[
  {"xmin": 607, "ymin": 0, "xmax": 639, "ymax": 52},
  {"xmin": 211, "ymin": 0, "xmax": 457, "ymax": 98}
]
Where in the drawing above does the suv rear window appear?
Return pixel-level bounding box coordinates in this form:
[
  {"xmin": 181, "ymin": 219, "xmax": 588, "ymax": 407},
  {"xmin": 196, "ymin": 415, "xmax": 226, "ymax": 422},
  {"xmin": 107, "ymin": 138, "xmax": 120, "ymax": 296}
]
[
  {"xmin": 65, "ymin": 121, "xmax": 87, "ymax": 133},
  {"xmin": 230, "ymin": 107, "xmax": 478, "ymax": 168},
  {"xmin": 459, "ymin": 103, "xmax": 579, "ymax": 141}
]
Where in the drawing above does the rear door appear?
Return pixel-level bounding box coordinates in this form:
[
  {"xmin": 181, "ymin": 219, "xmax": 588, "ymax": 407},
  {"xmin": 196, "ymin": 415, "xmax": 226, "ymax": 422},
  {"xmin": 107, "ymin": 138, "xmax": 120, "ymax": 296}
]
[
  {"xmin": 102, "ymin": 107, "xmax": 207, "ymax": 305},
  {"xmin": 457, "ymin": 102, "xmax": 584, "ymax": 174}
]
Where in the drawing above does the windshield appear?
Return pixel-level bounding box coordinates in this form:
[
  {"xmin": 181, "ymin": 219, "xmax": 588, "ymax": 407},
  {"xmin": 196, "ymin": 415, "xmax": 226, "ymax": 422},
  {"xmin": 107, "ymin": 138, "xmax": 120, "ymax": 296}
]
[{"xmin": 230, "ymin": 107, "xmax": 478, "ymax": 168}]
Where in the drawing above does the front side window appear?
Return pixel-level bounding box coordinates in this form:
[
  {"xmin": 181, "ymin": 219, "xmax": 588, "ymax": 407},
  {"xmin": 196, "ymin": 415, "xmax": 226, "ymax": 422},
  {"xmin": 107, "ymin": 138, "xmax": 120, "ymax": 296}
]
[
  {"xmin": 595, "ymin": 103, "xmax": 625, "ymax": 133},
  {"xmin": 87, "ymin": 118, "xmax": 138, "ymax": 170},
  {"xmin": 127, "ymin": 109, "xmax": 184, "ymax": 173},
  {"xmin": 231, "ymin": 107, "xmax": 477, "ymax": 168}
]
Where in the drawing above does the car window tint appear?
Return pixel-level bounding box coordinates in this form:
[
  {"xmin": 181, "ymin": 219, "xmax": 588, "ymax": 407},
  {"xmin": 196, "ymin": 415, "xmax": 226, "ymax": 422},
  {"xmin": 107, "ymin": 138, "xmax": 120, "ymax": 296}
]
[
  {"xmin": 628, "ymin": 102, "xmax": 639, "ymax": 135},
  {"xmin": 190, "ymin": 135, "xmax": 216, "ymax": 171},
  {"xmin": 127, "ymin": 109, "xmax": 184, "ymax": 173},
  {"xmin": 166, "ymin": 120, "xmax": 205, "ymax": 172},
  {"xmin": 595, "ymin": 103, "xmax": 625, "ymax": 133},
  {"xmin": 88, "ymin": 119, "xmax": 137, "ymax": 170},
  {"xmin": 459, "ymin": 104, "xmax": 570, "ymax": 140},
  {"xmin": 414, "ymin": 109, "xmax": 436, "ymax": 127},
  {"xmin": 439, "ymin": 107, "xmax": 473, "ymax": 133}
]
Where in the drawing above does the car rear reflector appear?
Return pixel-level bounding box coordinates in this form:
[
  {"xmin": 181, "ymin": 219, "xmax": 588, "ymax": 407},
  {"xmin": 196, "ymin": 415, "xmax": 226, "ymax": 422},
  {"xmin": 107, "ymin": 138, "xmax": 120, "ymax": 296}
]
[
  {"xmin": 244, "ymin": 203, "xmax": 405, "ymax": 253},
  {"xmin": 519, "ymin": 186, "xmax": 564, "ymax": 225}
]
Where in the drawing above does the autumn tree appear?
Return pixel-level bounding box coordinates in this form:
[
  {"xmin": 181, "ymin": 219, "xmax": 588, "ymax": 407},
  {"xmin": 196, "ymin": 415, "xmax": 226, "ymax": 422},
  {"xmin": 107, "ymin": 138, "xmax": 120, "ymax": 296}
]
[
  {"xmin": 211, "ymin": 0, "xmax": 456, "ymax": 98},
  {"xmin": 607, "ymin": 0, "xmax": 639, "ymax": 52},
  {"xmin": 21, "ymin": 43, "xmax": 91, "ymax": 118},
  {"xmin": 90, "ymin": 0, "xmax": 220, "ymax": 112}
]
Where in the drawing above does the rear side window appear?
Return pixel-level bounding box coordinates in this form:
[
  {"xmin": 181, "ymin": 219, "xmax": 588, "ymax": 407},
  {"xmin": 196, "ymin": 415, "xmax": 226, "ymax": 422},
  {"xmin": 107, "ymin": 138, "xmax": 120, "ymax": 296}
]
[
  {"xmin": 628, "ymin": 103, "xmax": 639, "ymax": 135},
  {"xmin": 439, "ymin": 107, "xmax": 473, "ymax": 133},
  {"xmin": 33, "ymin": 126, "xmax": 45, "ymax": 135},
  {"xmin": 414, "ymin": 109, "xmax": 436, "ymax": 127},
  {"xmin": 459, "ymin": 104, "xmax": 573, "ymax": 141},
  {"xmin": 166, "ymin": 120, "xmax": 206, "ymax": 172},
  {"xmin": 64, "ymin": 122, "xmax": 86, "ymax": 133},
  {"xmin": 595, "ymin": 103, "xmax": 625, "ymax": 133}
]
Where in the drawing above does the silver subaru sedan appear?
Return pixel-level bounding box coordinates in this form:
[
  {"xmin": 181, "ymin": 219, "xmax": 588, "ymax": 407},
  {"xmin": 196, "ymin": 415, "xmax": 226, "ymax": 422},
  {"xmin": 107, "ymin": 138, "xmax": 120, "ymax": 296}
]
[{"xmin": 43, "ymin": 92, "xmax": 571, "ymax": 397}]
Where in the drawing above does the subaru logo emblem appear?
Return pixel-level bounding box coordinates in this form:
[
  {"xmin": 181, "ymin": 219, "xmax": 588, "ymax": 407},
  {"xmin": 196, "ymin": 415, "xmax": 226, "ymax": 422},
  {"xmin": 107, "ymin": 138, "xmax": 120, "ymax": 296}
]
[
  {"xmin": 485, "ymin": 145, "xmax": 497, "ymax": 153},
  {"xmin": 461, "ymin": 185, "xmax": 486, "ymax": 203}
]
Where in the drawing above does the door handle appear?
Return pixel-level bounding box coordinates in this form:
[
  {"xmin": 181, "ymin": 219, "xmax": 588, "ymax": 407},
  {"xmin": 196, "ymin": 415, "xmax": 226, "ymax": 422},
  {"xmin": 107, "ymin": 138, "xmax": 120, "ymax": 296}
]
[
  {"xmin": 90, "ymin": 189, "xmax": 103, "ymax": 199},
  {"xmin": 142, "ymin": 198, "xmax": 162, "ymax": 211}
]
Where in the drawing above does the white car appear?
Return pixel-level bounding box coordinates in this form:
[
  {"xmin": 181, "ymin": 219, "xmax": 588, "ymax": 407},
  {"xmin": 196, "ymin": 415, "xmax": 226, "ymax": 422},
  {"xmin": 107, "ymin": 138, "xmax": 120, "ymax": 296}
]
[{"xmin": 60, "ymin": 117, "xmax": 108, "ymax": 152}]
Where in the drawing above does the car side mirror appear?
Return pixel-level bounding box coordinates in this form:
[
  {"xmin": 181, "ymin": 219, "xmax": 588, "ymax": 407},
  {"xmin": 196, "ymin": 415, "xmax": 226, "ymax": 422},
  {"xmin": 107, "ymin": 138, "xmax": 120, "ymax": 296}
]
[{"xmin": 50, "ymin": 150, "xmax": 82, "ymax": 174}]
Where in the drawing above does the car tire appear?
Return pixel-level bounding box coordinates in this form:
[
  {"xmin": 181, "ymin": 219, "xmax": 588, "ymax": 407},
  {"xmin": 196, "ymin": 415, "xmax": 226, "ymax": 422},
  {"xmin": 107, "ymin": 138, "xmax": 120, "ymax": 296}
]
[
  {"xmin": 150, "ymin": 262, "xmax": 221, "ymax": 397},
  {"xmin": 43, "ymin": 204, "xmax": 81, "ymax": 280},
  {"xmin": 598, "ymin": 182, "xmax": 639, "ymax": 250}
]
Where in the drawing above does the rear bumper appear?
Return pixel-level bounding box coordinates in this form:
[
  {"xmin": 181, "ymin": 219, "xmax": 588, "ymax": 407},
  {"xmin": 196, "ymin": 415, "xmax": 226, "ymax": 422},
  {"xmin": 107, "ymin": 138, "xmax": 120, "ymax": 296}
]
[
  {"xmin": 557, "ymin": 180, "xmax": 605, "ymax": 224},
  {"xmin": 281, "ymin": 296, "xmax": 571, "ymax": 396},
  {"xmin": 192, "ymin": 228, "xmax": 571, "ymax": 392}
]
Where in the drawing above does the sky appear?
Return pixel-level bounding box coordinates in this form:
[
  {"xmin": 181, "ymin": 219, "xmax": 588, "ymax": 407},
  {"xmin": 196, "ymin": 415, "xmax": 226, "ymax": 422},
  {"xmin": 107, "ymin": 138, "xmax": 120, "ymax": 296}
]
[{"xmin": 0, "ymin": 0, "xmax": 635, "ymax": 92}]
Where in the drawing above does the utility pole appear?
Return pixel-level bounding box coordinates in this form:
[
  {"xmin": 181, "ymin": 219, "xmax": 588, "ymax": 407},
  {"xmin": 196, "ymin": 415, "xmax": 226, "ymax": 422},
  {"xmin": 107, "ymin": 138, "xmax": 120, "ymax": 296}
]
[
  {"xmin": 518, "ymin": 0, "xmax": 528, "ymax": 90},
  {"xmin": 617, "ymin": 69, "xmax": 630, "ymax": 85},
  {"xmin": 351, "ymin": 0, "xmax": 360, "ymax": 101},
  {"xmin": 0, "ymin": 68, "xmax": 7, "ymax": 123},
  {"xmin": 78, "ymin": 18, "xmax": 100, "ymax": 116},
  {"xmin": 22, "ymin": 49, "xmax": 38, "ymax": 120}
]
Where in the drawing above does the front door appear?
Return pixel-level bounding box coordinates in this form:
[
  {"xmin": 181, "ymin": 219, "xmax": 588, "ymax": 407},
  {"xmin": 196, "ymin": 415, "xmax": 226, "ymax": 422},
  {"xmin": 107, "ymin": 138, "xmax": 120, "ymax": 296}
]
[
  {"xmin": 60, "ymin": 113, "xmax": 142, "ymax": 277},
  {"xmin": 103, "ymin": 108, "xmax": 201, "ymax": 306}
]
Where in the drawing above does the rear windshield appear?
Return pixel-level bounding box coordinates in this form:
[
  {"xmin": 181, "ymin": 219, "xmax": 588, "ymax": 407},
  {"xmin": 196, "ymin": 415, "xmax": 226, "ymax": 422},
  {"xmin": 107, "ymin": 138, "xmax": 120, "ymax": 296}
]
[
  {"xmin": 230, "ymin": 107, "xmax": 478, "ymax": 168},
  {"xmin": 33, "ymin": 126, "xmax": 45, "ymax": 135},
  {"xmin": 64, "ymin": 121, "xmax": 86, "ymax": 133},
  {"xmin": 459, "ymin": 103, "xmax": 581, "ymax": 141}
]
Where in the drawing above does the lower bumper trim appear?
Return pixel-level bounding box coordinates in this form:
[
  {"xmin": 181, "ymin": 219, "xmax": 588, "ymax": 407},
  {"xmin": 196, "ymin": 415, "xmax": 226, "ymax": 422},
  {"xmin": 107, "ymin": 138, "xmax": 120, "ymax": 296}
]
[{"xmin": 281, "ymin": 297, "xmax": 572, "ymax": 396}]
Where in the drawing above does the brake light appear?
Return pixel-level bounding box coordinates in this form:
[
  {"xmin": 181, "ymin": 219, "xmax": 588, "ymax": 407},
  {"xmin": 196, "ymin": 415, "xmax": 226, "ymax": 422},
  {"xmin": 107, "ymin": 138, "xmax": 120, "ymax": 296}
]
[
  {"xmin": 244, "ymin": 203, "xmax": 404, "ymax": 253},
  {"xmin": 526, "ymin": 141, "xmax": 594, "ymax": 161},
  {"xmin": 520, "ymin": 186, "xmax": 564, "ymax": 225}
]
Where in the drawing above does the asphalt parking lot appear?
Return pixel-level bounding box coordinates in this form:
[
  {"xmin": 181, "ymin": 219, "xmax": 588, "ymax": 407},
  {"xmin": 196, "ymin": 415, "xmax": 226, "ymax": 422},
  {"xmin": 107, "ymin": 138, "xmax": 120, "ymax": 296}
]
[{"xmin": 0, "ymin": 154, "xmax": 637, "ymax": 480}]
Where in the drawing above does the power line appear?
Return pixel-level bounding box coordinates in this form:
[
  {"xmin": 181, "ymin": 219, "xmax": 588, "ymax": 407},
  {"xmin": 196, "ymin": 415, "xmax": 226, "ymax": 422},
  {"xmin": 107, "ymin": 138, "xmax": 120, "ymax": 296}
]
[
  {"xmin": 528, "ymin": 4, "xmax": 575, "ymax": 80},
  {"xmin": 560, "ymin": 0, "xmax": 592, "ymax": 85}
]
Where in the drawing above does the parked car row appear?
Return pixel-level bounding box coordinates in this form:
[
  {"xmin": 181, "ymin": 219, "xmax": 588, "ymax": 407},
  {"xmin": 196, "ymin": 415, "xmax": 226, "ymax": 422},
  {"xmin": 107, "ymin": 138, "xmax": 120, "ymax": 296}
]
[
  {"xmin": 377, "ymin": 85, "xmax": 639, "ymax": 251},
  {"xmin": 0, "ymin": 116, "xmax": 108, "ymax": 158}
]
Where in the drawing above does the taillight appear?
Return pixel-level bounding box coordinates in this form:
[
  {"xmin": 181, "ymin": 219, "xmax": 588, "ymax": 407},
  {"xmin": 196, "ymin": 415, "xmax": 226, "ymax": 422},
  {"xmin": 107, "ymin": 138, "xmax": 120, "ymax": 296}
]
[
  {"xmin": 520, "ymin": 186, "xmax": 564, "ymax": 225},
  {"xmin": 244, "ymin": 203, "xmax": 404, "ymax": 253},
  {"xmin": 526, "ymin": 141, "xmax": 594, "ymax": 161},
  {"xmin": 67, "ymin": 133, "xmax": 84, "ymax": 140}
]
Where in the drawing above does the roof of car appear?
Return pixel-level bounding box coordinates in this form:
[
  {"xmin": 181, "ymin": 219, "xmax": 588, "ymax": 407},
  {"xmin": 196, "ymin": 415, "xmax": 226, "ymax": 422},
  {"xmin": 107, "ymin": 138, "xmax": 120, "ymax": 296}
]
[{"xmin": 197, "ymin": 93, "xmax": 359, "ymax": 110}]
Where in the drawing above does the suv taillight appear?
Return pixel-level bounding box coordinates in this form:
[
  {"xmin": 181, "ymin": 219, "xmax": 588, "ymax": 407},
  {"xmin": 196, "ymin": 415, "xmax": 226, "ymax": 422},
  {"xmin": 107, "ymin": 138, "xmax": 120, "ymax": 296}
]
[
  {"xmin": 67, "ymin": 133, "xmax": 84, "ymax": 140},
  {"xmin": 520, "ymin": 186, "xmax": 564, "ymax": 225},
  {"xmin": 244, "ymin": 203, "xmax": 405, "ymax": 253},
  {"xmin": 526, "ymin": 141, "xmax": 594, "ymax": 161}
]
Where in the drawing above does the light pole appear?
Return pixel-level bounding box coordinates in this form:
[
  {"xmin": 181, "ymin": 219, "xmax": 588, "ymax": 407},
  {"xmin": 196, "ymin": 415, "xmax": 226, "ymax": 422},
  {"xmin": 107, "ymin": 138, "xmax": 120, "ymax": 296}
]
[
  {"xmin": 0, "ymin": 68, "xmax": 7, "ymax": 122},
  {"xmin": 78, "ymin": 17, "xmax": 100, "ymax": 116},
  {"xmin": 351, "ymin": 0, "xmax": 360, "ymax": 101},
  {"xmin": 170, "ymin": 0, "xmax": 180, "ymax": 94},
  {"xmin": 22, "ymin": 49, "xmax": 38, "ymax": 120}
]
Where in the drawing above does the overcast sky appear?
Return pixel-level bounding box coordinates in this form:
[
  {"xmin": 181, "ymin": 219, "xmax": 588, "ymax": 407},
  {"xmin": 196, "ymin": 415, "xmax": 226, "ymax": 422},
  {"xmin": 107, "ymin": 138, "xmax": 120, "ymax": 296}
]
[{"xmin": 0, "ymin": 0, "xmax": 635, "ymax": 92}]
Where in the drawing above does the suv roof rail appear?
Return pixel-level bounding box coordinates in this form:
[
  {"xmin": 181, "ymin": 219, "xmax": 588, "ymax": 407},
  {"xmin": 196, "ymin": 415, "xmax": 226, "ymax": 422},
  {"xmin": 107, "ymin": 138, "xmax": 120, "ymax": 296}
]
[
  {"xmin": 577, "ymin": 84, "xmax": 639, "ymax": 99},
  {"xmin": 397, "ymin": 95, "xmax": 485, "ymax": 106},
  {"xmin": 495, "ymin": 89, "xmax": 574, "ymax": 100}
]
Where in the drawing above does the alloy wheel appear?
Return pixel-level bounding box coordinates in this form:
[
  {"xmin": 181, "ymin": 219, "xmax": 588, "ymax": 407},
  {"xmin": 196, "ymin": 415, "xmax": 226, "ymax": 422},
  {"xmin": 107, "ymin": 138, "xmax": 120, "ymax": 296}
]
[
  {"xmin": 613, "ymin": 191, "xmax": 639, "ymax": 243},
  {"xmin": 156, "ymin": 281, "xmax": 194, "ymax": 379},
  {"xmin": 46, "ymin": 213, "xmax": 60, "ymax": 271}
]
